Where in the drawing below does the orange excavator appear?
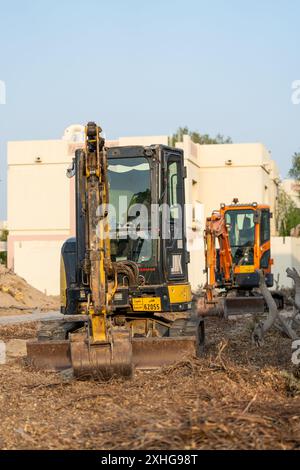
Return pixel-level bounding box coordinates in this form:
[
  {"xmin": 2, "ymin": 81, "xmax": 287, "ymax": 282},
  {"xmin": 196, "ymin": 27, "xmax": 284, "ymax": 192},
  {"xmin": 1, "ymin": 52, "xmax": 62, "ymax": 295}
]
[{"xmin": 202, "ymin": 200, "xmax": 283, "ymax": 317}]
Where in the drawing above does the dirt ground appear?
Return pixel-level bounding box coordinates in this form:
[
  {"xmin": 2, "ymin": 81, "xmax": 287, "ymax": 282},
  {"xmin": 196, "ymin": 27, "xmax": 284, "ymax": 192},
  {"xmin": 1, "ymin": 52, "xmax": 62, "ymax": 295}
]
[
  {"xmin": 0, "ymin": 317, "xmax": 299, "ymax": 450},
  {"xmin": 0, "ymin": 265, "xmax": 59, "ymax": 314}
]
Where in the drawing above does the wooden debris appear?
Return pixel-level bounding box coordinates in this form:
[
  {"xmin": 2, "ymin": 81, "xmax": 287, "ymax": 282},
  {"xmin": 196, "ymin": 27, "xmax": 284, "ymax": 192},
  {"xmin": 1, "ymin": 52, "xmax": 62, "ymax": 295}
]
[{"xmin": 0, "ymin": 318, "xmax": 299, "ymax": 450}]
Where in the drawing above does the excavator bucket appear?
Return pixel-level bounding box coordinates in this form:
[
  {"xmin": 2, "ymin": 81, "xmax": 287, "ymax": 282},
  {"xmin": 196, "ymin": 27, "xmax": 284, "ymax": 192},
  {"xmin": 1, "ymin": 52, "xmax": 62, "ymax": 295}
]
[{"xmin": 70, "ymin": 329, "xmax": 133, "ymax": 380}]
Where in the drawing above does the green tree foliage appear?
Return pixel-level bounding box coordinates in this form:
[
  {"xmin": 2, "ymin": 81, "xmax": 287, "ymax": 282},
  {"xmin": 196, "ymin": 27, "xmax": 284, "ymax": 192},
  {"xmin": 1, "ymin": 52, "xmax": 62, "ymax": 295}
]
[
  {"xmin": 289, "ymin": 152, "xmax": 300, "ymax": 182},
  {"xmin": 0, "ymin": 229, "xmax": 8, "ymax": 242},
  {"xmin": 0, "ymin": 229, "xmax": 8, "ymax": 265},
  {"xmin": 170, "ymin": 127, "xmax": 232, "ymax": 147},
  {"xmin": 276, "ymin": 189, "xmax": 300, "ymax": 236}
]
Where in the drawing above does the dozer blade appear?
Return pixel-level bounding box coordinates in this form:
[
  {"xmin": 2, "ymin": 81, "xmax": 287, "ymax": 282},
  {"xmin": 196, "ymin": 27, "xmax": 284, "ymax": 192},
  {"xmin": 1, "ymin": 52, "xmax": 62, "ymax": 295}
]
[
  {"xmin": 70, "ymin": 329, "xmax": 133, "ymax": 380},
  {"xmin": 223, "ymin": 296, "xmax": 265, "ymax": 318},
  {"xmin": 132, "ymin": 336, "xmax": 199, "ymax": 369},
  {"xmin": 26, "ymin": 335, "xmax": 200, "ymax": 373},
  {"xmin": 26, "ymin": 340, "xmax": 71, "ymax": 371}
]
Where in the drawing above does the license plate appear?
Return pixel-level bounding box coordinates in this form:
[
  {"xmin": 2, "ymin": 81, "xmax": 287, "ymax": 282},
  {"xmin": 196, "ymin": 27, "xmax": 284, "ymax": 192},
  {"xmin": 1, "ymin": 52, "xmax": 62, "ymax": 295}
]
[{"xmin": 132, "ymin": 297, "xmax": 162, "ymax": 312}]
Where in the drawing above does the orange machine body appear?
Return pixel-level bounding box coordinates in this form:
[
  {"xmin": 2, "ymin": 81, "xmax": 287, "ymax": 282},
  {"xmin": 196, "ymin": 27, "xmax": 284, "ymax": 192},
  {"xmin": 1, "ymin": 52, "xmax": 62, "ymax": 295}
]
[{"xmin": 204, "ymin": 202, "xmax": 273, "ymax": 303}]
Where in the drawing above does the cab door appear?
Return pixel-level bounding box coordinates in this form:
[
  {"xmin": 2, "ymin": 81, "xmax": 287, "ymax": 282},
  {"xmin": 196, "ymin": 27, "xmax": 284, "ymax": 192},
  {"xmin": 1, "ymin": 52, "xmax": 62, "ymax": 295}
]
[
  {"xmin": 161, "ymin": 149, "xmax": 188, "ymax": 282},
  {"xmin": 260, "ymin": 209, "xmax": 271, "ymax": 270}
]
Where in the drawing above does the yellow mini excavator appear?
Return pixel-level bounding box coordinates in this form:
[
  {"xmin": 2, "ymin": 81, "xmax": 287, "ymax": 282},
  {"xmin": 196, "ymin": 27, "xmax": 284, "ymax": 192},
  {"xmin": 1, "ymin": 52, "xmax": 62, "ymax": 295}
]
[
  {"xmin": 200, "ymin": 200, "xmax": 284, "ymax": 318},
  {"xmin": 27, "ymin": 122, "xmax": 204, "ymax": 379}
]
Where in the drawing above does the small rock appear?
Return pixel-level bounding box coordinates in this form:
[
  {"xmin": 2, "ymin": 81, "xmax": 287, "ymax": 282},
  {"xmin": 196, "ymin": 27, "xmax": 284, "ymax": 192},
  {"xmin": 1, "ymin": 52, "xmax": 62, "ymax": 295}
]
[{"xmin": 60, "ymin": 368, "xmax": 74, "ymax": 382}]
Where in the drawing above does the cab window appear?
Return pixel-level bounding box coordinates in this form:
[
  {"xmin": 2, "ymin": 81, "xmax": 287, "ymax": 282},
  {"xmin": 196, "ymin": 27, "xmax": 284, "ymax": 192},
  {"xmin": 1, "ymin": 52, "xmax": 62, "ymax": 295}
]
[{"xmin": 260, "ymin": 210, "xmax": 270, "ymax": 245}]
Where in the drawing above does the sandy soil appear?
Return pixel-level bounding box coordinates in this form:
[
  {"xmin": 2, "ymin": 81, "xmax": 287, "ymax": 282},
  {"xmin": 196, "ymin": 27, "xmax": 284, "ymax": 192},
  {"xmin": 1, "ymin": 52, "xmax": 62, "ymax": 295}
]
[
  {"xmin": 0, "ymin": 265, "xmax": 59, "ymax": 314},
  {"xmin": 0, "ymin": 317, "xmax": 299, "ymax": 450}
]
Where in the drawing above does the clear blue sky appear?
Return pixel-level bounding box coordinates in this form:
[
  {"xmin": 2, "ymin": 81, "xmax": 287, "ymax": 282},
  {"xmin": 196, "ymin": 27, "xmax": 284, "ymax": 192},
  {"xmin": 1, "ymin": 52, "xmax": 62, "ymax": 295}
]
[{"xmin": 0, "ymin": 0, "xmax": 299, "ymax": 219}]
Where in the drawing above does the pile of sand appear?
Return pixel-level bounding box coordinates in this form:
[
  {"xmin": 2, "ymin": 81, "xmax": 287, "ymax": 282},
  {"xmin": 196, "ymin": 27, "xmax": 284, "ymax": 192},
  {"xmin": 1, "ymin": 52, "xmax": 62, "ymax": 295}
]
[{"xmin": 0, "ymin": 265, "xmax": 59, "ymax": 311}]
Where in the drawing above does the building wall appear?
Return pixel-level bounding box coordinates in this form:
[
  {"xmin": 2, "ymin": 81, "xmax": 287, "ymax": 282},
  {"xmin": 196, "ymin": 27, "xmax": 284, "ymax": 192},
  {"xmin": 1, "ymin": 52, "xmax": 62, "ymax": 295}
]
[
  {"xmin": 8, "ymin": 161, "xmax": 72, "ymax": 232},
  {"xmin": 7, "ymin": 139, "xmax": 76, "ymax": 294},
  {"xmin": 272, "ymin": 237, "xmax": 300, "ymax": 288},
  {"xmin": 14, "ymin": 239, "xmax": 64, "ymax": 295}
]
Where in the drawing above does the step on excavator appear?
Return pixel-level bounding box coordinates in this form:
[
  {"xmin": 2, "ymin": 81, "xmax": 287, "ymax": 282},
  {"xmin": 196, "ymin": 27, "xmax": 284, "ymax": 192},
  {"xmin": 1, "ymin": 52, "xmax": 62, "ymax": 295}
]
[
  {"xmin": 27, "ymin": 122, "xmax": 204, "ymax": 379},
  {"xmin": 199, "ymin": 200, "xmax": 284, "ymax": 318}
]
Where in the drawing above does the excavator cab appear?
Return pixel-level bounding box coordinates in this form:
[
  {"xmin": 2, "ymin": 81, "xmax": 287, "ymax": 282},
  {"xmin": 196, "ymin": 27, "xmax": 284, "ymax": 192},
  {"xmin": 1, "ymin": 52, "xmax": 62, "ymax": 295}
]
[
  {"xmin": 220, "ymin": 202, "xmax": 273, "ymax": 289},
  {"xmin": 62, "ymin": 145, "xmax": 193, "ymax": 319}
]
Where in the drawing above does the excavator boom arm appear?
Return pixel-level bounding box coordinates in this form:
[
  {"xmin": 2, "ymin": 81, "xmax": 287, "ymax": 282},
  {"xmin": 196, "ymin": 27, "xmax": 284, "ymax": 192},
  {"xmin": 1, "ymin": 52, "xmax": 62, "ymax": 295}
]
[
  {"xmin": 205, "ymin": 212, "xmax": 233, "ymax": 301},
  {"xmin": 83, "ymin": 123, "xmax": 112, "ymax": 342}
]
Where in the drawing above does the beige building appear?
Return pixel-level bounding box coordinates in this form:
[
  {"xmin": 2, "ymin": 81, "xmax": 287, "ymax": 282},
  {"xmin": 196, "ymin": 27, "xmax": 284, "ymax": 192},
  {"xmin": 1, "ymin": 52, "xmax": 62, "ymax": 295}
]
[
  {"xmin": 7, "ymin": 137, "xmax": 78, "ymax": 294},
  {"xmin": 7, "ymin": 127, "xmax": 282, "ymax": 294},
  {"xmin": 271, "ymin": 237, "xmax": 300, "ymax": 288}
]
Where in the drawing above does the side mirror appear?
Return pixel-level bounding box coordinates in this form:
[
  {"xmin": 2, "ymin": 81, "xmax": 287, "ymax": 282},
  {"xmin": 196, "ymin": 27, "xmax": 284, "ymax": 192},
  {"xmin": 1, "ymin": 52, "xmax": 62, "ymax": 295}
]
[{"xmin": 67, "ymin": 158, "xmax": 76, "ymax": 179}]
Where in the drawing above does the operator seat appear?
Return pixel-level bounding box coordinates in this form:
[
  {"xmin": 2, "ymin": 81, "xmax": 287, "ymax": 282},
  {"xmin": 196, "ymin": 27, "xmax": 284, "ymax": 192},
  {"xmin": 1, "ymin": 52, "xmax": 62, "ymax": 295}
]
[{"xmin": 239, "ymin": 216, "xmax": 254, "ymax": 246}]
